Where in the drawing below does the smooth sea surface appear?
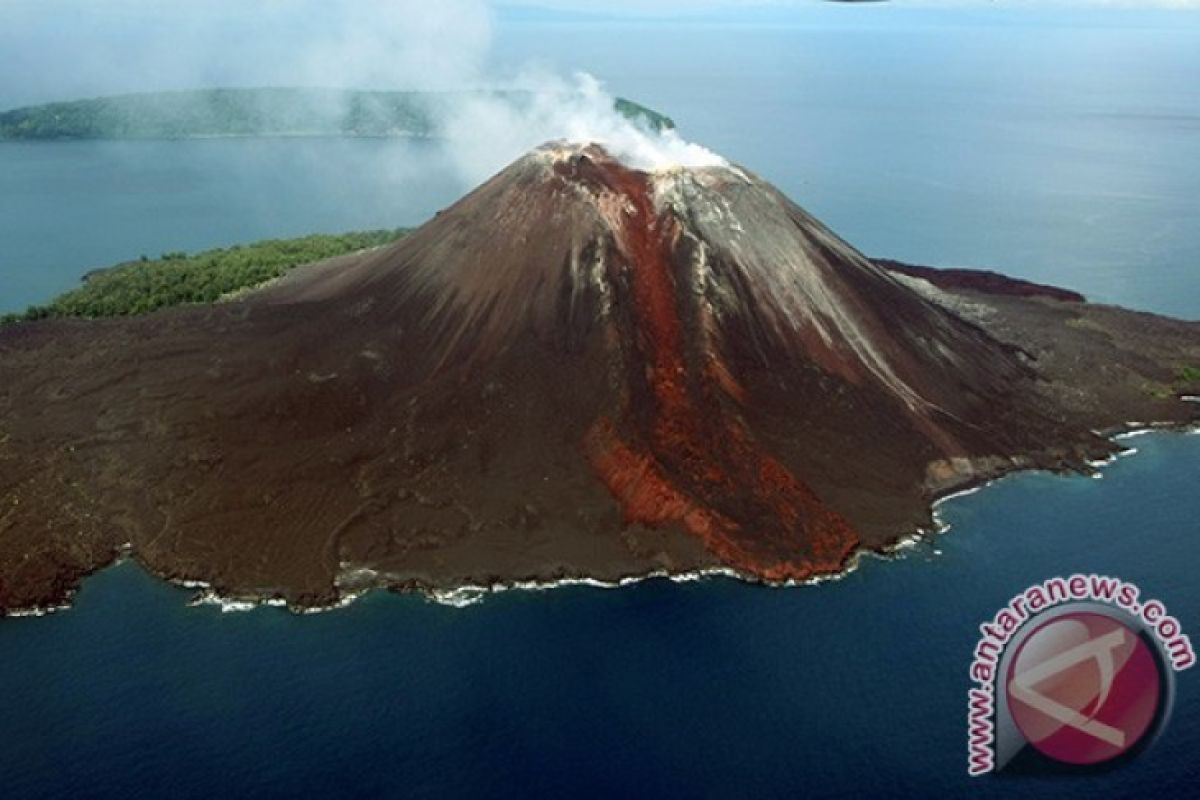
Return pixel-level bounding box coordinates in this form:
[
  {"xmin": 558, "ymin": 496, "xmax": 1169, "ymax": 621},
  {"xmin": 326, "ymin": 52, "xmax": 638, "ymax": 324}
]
[
  {"xmin": 2, "ymin": 434, "xmax": 1198, "ymax": 798},
  {"xmin": 1, "ymin": 12, "xmax": 1199, "ymax": 798}
]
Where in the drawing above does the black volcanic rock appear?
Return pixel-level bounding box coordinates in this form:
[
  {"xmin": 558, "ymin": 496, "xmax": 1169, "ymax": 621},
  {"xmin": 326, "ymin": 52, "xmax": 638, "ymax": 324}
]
[
  {"xmin": 0, "ymin": 142, "xmax": 1197, "ymax": 613},
  {"xmin": 874, "ymin": 259, "xmax": 1087, "ymax": 303}
]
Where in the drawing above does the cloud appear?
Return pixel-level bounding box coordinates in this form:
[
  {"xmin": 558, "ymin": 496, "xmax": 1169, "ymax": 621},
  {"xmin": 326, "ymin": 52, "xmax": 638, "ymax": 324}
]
[
  {"xmin": 0, "ymin": 0, "xmax": 494, "ymax": 98},
  {"xmin": 0, "ymin": 0, "xmax": 724, "ymax": 187},
  {"xmin": 441, "ymin": 71, "xmax": 724, "ymax": 181},
  {"xmin": 498, "ymin": 0, "xmax": 1200, "ymax": 10}
]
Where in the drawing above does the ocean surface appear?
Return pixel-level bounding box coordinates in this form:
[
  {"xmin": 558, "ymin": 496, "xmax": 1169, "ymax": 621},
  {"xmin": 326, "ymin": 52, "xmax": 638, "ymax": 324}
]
[
  {"xmin": 2, "ymin": 12, "xmax": 1199, "ymax": 798},
  {"xmin": 2, "ymin": 434, "xmax": 1198, "ymax": 798}
]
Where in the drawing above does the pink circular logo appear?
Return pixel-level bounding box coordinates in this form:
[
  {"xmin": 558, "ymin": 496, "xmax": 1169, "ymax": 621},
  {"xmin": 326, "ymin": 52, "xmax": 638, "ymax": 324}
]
[{"xmin": 1006, "ymin": 611, "xmax": 1162, "ymax": 765}]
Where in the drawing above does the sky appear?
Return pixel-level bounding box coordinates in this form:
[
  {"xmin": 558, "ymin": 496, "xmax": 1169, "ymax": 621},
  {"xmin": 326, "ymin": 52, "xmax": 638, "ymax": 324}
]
[
  {"xmin": 1, "ymin": 0, "xmax": 1197, "ymax": 109},
  {"xmin": 501, "ymin": 0, "xmax": 1200, "ymax": 13}
]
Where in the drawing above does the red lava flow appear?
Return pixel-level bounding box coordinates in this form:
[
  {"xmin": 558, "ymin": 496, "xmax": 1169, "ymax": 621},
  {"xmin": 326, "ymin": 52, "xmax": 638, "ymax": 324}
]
[{"xmin": 584, "ymin": 160, "xmax": 859, "ymax": 580}]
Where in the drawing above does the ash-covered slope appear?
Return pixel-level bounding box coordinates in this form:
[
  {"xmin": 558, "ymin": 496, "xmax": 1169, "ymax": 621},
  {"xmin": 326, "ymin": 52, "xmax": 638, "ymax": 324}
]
[
  {"xmin": 263, "ymin": 142, "xmax": 1101, "ymax": 569},
  {"xmin": 1, "ymin": 142, "xmax": 1195, "ymax": 613}
]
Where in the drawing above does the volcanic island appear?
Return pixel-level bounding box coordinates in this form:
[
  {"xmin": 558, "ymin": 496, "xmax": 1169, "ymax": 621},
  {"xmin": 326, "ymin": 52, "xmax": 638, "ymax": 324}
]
[{"xmin": 1, "ymin": 142, "xmax": 1198, "ymax": 614}]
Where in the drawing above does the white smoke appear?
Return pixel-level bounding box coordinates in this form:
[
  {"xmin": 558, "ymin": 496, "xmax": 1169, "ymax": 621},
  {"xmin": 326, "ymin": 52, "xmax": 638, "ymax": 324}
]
[
  {"xmin": 0, "ymin": 0, "xmax": 726, "ymax": 187},
  {"xmin": 442, "ymin": 71, "xmax": 726, "ymax": 183},
  {"xmin": 289, "ymin": 1, "xmax": 729, "ymax": 181}
]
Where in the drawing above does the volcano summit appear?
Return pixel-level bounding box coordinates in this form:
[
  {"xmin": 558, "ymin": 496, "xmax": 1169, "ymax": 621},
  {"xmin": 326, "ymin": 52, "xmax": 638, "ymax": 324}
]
[{"xmin": 1, "ymin": 142, "xmax": 1197, "ymax": 612}]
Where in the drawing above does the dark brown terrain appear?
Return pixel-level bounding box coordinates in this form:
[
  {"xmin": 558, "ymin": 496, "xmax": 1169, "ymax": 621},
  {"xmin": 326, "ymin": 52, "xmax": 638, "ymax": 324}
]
[{"xmin": 1, "ymin": 142, "xmax": 1198, "ymax": 613}]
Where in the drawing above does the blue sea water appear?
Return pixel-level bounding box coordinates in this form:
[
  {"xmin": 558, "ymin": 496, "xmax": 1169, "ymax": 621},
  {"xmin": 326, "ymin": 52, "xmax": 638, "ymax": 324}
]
[
  {"xmin": 2, "ymin": 434, "xmax": 1198, "ymax": 798},
  {"xmin": 1, "ymin": 11, "xmax": 1200, "ymax": 798},
  {"xmin": 0, "ymin": 138, "xmax": 464, "ymax": 313}
]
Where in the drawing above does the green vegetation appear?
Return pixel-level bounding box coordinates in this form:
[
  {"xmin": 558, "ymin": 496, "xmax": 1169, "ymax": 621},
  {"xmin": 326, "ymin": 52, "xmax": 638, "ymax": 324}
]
[
  {"xmin": 1144, "ymin": 382, "xmax": 1173, "ymax": 400},
  {"xmin": 1145, "ymin": 366, "xmax": 1200, "ymax": 398},
  {"xmin": 2, "ymin": 229, "xmax": 407, "ymax": 323},
  {"xmin": 612, "ymin": 96, "xmax": 674, "ymax": 132},
  {"xmin": 0, "ymin": 88, "xmax": 674, "ymax": 141}
]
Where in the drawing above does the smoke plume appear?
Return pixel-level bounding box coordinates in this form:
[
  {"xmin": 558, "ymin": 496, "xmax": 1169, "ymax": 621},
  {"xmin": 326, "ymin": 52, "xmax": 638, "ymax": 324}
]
[
  {"xmin": 442, "ymin": 71, "xmax": 724, "ymax": 182},
  {"xmin": 0, "ymin": 0, "xmax": 725, "ymax": 186}
]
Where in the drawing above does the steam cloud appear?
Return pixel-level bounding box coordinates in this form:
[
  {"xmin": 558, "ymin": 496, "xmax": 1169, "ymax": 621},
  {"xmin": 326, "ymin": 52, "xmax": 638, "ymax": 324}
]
[
  {"xmin": 0, "ymin": 0, "xmax": 726, "ymax": 186},
  {"xmin": 443, "ymin": 72, "xmax": 725, "ymax": 182}
]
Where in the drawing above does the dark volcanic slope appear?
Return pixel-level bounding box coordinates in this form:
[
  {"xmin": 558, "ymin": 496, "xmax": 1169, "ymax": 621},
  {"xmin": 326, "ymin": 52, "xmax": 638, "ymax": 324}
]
[
  {"xmin": 874, "ymin": 258, "xmax": 1087, "ymax": 303},
  {"xmin": 1, "ymin": 143, "xmax": 1197, "ymax": 612}
]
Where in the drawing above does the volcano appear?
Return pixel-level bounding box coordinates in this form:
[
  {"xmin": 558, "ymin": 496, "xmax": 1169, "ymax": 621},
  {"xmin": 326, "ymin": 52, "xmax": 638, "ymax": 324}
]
[{"xmin": 1, "ymin": 142, "xmax": 1198, "ymax": 612}]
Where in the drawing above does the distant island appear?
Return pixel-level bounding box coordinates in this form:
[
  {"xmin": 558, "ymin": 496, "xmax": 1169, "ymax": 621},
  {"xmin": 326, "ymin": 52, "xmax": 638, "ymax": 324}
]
[{"xmin": 0, "ymin": 87, "xmax": 674, "ymax": 141}]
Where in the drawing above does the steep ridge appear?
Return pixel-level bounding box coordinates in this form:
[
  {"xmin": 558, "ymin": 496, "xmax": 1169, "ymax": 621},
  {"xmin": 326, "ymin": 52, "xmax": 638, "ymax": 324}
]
[
  {"xmin": 253, "ymin": 142, "xmax": 1103, "ymax": 581},
  {"xmin": 3, "ymin": 141, "xmax": 1188, "ymax": 613}
]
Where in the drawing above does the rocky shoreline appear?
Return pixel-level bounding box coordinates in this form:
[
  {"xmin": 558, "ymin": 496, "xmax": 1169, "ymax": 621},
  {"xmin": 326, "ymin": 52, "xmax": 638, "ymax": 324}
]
[{"xmin": 5, "ymin": 416, "xmax": 1194, "ymax": 620}]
